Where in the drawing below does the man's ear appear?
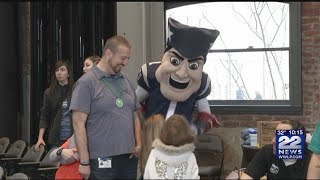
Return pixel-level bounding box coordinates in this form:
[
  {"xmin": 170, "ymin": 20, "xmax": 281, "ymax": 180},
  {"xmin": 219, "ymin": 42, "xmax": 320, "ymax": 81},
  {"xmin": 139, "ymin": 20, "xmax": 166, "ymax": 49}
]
[{"xmin": 105, "ymin": 49, "xmax": 113, "ymax": 58}]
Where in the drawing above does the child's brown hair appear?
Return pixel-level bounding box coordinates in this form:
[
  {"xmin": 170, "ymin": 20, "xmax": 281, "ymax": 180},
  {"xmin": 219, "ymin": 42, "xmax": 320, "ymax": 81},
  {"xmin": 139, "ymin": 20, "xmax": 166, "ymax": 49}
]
[
  {"xmin": 159, "ymin": 114, "xmax": 195, "ymax": 147},
  {"xmin": 140, "ymin": 114, "xmax": 165, "ymax": 174}
]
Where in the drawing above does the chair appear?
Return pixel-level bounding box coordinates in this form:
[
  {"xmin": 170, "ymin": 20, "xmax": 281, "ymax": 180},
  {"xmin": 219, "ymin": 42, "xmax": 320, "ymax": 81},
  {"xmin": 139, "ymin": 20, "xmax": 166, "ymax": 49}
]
[
  {"xmin": 0, "ymin": 140, "xmax": 28, "ymax": 164},
  {"xmin": 9, "ymin": 144, "xmax": 46, "ymax": 175},
  {"xmin": 36, "ymin": 147, "xmax": 60, "ymax": 179},
  {"xmin": 240, "ymin": 144, "xmax": 260, "ymax": 168},
  {"xmin": 0, "ymin": 137, "xmax": 10, "ymax": 158},
  {"xmin": 0, "ymin": 166, "xmax": 4, "ymax": 179},
  {"xmin": 21, "ymin": 144, "xmax": 46, "ymax": 163},
  {"xmin": 1, "ymin": 140, "xmax": 27, "ymax": 159},
  {"xmin": 20, "ymin": 147, "xmax": 60, "ymax": 179},
  {"xmin": 194, "ymin": 134, "xmax": 224, "ymax": 180},
  {"xmin": 0, "ymin": 140, "xmax": 28, "ymax": 176},
  {"xmin": 6, "ymin": 172, "xmax": 29, "ymax": 180}
]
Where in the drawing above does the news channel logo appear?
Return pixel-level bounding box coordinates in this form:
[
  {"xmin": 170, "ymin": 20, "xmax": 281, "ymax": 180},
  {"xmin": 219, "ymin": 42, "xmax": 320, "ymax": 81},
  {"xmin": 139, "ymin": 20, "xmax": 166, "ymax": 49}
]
[{"xmin": 276, "ymin": 129, "xmax": 305, "ymax": 160}]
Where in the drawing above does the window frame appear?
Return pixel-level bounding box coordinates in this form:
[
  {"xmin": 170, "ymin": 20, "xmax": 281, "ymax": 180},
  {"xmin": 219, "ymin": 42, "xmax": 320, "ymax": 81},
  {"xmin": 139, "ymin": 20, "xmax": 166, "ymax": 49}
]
[{"xmin": 164, "ymin": 2, "xmax": 302, "ymax": 115}]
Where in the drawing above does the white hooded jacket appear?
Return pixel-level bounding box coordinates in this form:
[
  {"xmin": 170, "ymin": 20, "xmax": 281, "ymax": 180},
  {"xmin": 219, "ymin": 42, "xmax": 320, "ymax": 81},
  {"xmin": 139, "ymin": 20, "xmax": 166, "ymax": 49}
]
[{"xmin": 143, "ymin": 138, "xmax": 200, "ymax": 179}]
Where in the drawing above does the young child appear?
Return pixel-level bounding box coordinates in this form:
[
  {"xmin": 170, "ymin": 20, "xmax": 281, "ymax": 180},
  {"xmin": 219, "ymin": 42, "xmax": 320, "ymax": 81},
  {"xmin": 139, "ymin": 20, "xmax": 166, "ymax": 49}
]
[
  {"xmin": 143, "ymin": 114, "xmax": 199, "ymax": 179},
  {"xmin": 139, "ymin": 114, "xmax": 165, "ymax": 179},
  {"xmin": 49, "ymin": 134, "xmax": 81, "ymax": 179}
]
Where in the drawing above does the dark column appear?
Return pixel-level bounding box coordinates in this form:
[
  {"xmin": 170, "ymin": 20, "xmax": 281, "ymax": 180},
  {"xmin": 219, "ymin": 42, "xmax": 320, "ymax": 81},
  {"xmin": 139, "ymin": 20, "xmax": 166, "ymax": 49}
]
[
  {"xmin": 30, "ymin": 2, "xmax": 116, "ymax": 144},
  {"xmin": 18, "ymin": 2, "xmax": 32, "ymax": 143},
  {"xmin": 0, "ymin": 2, "xmax": 18, "ymax": 141}
]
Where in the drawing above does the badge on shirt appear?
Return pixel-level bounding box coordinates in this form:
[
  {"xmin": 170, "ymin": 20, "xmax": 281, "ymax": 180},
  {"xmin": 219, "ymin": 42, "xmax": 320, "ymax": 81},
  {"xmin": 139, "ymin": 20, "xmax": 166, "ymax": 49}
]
[
  {"xmin": 62, "ymin": 100, "xmax": 68, "ymax": 108},
  {"xmin": 98, "ymin": 157, "xmax": 111, "ymax": 168}
]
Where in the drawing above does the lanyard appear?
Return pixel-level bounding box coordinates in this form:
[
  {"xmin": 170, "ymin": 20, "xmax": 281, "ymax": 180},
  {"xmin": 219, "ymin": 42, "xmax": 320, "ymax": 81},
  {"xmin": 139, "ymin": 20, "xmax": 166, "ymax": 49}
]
[{"xmin": 101, "ymin": 77, "xmax": 124, "ymax": 108}]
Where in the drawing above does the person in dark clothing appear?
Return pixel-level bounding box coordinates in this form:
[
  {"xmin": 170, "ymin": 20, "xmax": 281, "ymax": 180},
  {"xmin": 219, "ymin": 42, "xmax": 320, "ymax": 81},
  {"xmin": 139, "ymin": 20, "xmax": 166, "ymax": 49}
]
[
  {"xmin": 240, "ymin": 120, "xmax": 311, "ymax": 180},
  {"xmin": 35, "ymin": 60, "xmax": 75, "ymax": 151}
]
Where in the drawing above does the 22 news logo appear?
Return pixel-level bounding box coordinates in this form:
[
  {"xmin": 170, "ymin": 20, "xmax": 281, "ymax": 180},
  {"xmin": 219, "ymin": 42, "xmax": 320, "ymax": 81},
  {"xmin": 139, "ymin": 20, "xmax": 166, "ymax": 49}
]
[{"xmin": 275, "ymin": 129, "xmax": 305, "ymax": 160}]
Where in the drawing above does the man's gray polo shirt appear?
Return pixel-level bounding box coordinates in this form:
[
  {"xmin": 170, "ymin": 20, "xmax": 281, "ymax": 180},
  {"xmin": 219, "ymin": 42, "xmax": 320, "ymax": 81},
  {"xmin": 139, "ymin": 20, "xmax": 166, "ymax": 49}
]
[{"xmin": 70, "ymin": 65, "xmax": 139, "ymax": 159}]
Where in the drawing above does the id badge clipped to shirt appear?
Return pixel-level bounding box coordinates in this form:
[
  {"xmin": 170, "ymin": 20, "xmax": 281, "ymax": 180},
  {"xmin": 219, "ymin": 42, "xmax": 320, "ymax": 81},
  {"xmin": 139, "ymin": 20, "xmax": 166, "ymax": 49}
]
[{"xmin": 98, "ymin": 157, "xmax": 112, "ymax": 168}]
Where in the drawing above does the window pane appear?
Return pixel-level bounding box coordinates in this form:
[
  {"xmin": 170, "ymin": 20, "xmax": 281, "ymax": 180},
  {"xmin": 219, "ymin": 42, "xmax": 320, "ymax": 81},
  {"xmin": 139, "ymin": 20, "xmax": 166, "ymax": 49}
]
[
  {"xmin": 166, "ymin": 2, "xmax": 289, "ymax": 49},
  {"xmin": 204, "ymin": 51, "xmax": 289, "ymax": 100},
  {"xmin": 166, "ymin": 2, "xmax": 291, "ymax": 101}
]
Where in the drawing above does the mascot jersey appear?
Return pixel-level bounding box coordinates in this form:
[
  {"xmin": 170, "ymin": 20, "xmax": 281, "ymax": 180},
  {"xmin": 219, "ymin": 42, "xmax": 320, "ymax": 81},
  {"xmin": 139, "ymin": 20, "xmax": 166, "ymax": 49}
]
[
  {"xmin": 136, "ymin": 17, "xmax": 220, "ymax": 134},
  {"xmin": 137, "ymin": 61, "xmax": 211, "ymax": 122}
]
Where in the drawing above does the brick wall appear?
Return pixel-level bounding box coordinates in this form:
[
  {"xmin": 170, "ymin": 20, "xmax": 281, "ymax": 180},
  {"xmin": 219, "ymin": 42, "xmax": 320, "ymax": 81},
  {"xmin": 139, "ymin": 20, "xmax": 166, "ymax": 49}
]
[{"xmin": 217, "ymin": 2, "xmax": 320, "ymax": 132}]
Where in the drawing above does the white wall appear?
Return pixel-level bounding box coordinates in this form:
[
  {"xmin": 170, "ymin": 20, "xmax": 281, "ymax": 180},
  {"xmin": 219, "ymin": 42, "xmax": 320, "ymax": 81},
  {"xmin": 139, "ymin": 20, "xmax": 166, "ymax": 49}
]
[{"xmin": 117, "ymin": 2, "xmax": 165, "ymax": 88}]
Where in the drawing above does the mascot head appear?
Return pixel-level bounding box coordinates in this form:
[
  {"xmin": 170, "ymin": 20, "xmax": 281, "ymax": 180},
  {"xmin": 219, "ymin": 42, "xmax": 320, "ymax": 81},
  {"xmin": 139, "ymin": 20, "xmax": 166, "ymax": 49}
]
[{"xmin": 155, "ymin": 18, "xmax": 220, "ymax": 101}]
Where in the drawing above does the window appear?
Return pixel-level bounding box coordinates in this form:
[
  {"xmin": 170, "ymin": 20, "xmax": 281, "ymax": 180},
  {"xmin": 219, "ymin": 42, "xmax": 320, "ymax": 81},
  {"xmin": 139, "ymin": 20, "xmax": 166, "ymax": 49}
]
[{"xmin": 165, "ymin": 2, "xmax": 301, "ymax": 114}]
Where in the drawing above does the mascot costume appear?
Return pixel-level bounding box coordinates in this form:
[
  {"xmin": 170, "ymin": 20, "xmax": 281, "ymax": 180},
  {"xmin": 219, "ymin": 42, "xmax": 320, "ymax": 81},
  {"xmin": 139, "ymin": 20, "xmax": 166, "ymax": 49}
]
[{"xmin": 136, "ymin": 18, "xmax": 220, "ymax": 134}]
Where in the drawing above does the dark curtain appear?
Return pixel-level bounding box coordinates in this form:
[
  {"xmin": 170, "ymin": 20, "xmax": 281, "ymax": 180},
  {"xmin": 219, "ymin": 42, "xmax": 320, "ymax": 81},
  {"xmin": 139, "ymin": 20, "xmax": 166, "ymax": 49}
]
[{"xmin": 30, "ymin": 2, "xmax": 116, "ymax": 144}]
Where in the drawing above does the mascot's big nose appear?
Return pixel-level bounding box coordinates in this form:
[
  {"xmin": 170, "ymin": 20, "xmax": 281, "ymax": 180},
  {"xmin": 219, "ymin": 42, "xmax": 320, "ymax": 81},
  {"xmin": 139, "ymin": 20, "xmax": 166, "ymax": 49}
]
[{"xmin": 175, "ymin": 63, "xmax": 189, "ymax": 79}]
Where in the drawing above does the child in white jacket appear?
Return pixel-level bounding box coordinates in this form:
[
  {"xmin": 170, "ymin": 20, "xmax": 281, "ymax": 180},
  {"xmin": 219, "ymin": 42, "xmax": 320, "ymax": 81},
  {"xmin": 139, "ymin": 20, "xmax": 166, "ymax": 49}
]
[{"xmin": 144, "ymin": 114, "xmax": 200, "ymax": 179}]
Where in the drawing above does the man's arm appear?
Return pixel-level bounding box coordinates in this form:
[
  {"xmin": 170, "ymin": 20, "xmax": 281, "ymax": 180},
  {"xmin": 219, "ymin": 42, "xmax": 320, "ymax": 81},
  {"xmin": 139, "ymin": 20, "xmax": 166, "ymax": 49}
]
[
  {"xmin": 73, "ymin": 111, "xmax": 89, "ymax": 161},
  {"xmin": 307, "ymin": 153, "xmax": 320, "ymax": 179},
  {"xmin": 134, "ymin": 112, "xmax": 142, "ymax": 147},
  {"xmin": 72, "ymin": 111, "xmax": 90, "ymax": 179},
  {"xmin": 133, "ymin": 111, "xmax": 142, "ymax": 157},
  {"xmin": 240, "ymin": 146, "xmax": 269, "ymax": 179}
]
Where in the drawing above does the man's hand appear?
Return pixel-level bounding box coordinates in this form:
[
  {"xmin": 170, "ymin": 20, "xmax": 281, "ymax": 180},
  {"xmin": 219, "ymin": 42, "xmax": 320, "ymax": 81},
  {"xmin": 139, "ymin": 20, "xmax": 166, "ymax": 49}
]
[
  {"xmin": 79, "ymin": 164, "xmax": 90, "ymax": 180},
  {"xmin": 130, "ymin": 145, "xmax": 142, "ymax": 158}
]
